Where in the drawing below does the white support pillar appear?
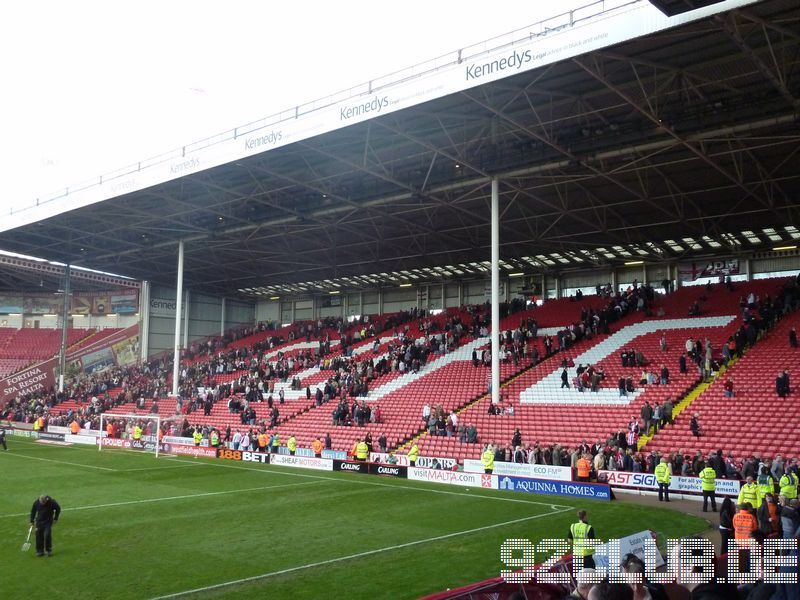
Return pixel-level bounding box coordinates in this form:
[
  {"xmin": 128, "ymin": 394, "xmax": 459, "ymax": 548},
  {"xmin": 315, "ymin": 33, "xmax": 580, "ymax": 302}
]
[
  {"xmin": 745, "ymin": 258, "xmax": 753, "ymax": 281},
  {"xmin": 171, "ymin": 241, "xmax": 184, "ymax": 397},
  {"xmin": 611, "ymin": 268, "xmax": 618, "ymax": 293},
  {"xmin": 673, "ymin": 263, "xmax": 681, "ymax": 289},
  {"xmin": 491, "ymin": 178, "xmax": 500, "ymax": 406},
  {"xmin": 359, "ymin": 292, "xmax": 364, "ymax": 317},
  {"xmin": 378, "ymin": 289, "xmax": 384, "ymax": 315},
  {"xmin": 221, "ymin": 297, "xmax": 226, "ymax": 336},
  {"xmin": 541, "ymin": 274, "xmax": 547, "ymax": 301},
  {"xmin": 555, "ymin": 274, "xmax": 561, "ymax": 299},
  {"xmin": 290, "ymin": 300, "xmax": 296, "ymax": 324},
  {"xmin": 642, "ymin": 264, "xmax": 648, "ymax": 286},
  {"xmin": 58, "ymin": 264, "xmax": 70, "ymax": 393},
  {"xmin": 458, "ymin": 282, "xmax": 463, "ymax": 307},
  {"xmin": 441, "ymin": 283, "xmax": 446, "ymax": 311},
  {"xmin": 139, "ymin": 280, "xmax": 150, "ymax": 362},
  {"xmin": 182, "ymin": 290, "xmax": 190, "ymax": 350}
]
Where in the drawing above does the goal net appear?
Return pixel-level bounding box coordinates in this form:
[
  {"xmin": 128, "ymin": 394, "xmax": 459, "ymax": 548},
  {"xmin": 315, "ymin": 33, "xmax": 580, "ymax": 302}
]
[{"xmin": 98, "ymin": 413, "xmax": 182, "ymax": 458}]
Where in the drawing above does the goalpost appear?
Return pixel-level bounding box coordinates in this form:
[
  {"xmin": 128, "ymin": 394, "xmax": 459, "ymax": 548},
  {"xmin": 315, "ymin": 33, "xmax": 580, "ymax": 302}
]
[{"xmin": 98, "ymin": 412, "xmax": 167, "ymax": 458}]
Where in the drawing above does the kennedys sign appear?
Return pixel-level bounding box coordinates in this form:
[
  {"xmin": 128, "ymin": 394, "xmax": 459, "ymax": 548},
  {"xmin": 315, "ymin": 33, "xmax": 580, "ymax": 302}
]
[
  {"xmin": 464, "ymin": 460, "xmax": 572, "ymax": 482},
  {"xmin": 407, "ymin": 467, "xmax": 497, "ymax": 489},
  {"xmin": 5, "ymin": 0, "xmax": 758, "ymax": 233},
  {"xmin": 599, "ymin": 471, "xmax": 741, "ymax": 497},
  {"xmin": 149, "ymin": 297, "xmax": 186, "ymax": 318}
]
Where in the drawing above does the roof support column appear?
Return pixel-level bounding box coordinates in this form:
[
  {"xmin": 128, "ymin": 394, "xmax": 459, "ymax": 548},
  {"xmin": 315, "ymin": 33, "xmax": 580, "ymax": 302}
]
[
  {"xmin": 139, "ymin": 280, "xmax": 150, "ymax": 362},
  {"xmin": 183, "ymin": 290, "xmax": 190, "ymax": 350},
  {"xmin": 491, "ymin": 178, "xmax": 500, "ymax": 406},
  {"xmin": 58, "ymin": 264, "xmax": 70, "ymax": 393},
  {"xmin": 171, "ymin": 240, "xmax": 184, "ymax": 398},
  {"xmin": 221, "ymin": 297, "xmax": 226, "ymax": 336}
]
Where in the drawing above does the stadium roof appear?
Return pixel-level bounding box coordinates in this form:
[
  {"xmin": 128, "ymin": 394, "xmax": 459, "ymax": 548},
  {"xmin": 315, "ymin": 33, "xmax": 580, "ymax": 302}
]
[{"xmin": 0, "ymin": 0, "xmax": 798, "ymax": 300}]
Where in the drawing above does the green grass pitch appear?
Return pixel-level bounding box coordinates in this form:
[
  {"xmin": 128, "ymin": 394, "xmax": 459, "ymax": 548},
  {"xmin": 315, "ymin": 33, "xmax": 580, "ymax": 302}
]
[{"xmin": 0, "ymin": 437, "xmax": 708, "ymax": 599}]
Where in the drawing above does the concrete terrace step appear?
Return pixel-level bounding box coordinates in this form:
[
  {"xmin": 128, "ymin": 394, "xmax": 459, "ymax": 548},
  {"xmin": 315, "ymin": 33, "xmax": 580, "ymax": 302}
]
[
  {"xmin": 519, "ymin": 316, "xmax": 737, "ymax": 405},
  {"xmin": 364, "ymin": 337, "xmax": 490, "ymax": 402},
  {"xmin": 269, "ymin": 335, "xmax": 397, "ymax": 398}
]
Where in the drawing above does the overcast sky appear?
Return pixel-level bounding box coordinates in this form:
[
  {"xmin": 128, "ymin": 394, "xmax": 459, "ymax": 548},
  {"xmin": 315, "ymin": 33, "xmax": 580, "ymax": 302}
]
[{"xmin": 1, "ymin": 0, "xmax": 592, "ymax": 213}]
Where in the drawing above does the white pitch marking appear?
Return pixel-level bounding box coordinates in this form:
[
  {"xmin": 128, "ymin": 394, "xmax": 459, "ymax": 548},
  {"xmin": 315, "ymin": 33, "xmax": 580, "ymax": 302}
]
[
  {"xmin": 169, "ymin": 457, "xmax": 572, "ymax": 509},
  {"xmin": 119, "ymin": 463, "xmax": 206, "ymax": 472},
  {"xmin": 1, "ymin": 450, "xmax": 116, "ymax": 471},
  {"xmin": 5, "ymin": 435, "xmax": 574, "ymax": 508},
  {"xmin": 0, "ymin": 480, "xmax": 326, "ymax": 520},
  {"xmin": 150, "ymin": 506, "xmax": 572, "ymax": 599}
]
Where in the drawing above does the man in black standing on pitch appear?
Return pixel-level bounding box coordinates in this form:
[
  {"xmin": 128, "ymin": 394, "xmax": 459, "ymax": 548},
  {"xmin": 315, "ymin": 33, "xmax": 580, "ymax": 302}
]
[{"xmin": 30, "ymin": 494, "xmax": 61, "ymax": 557}]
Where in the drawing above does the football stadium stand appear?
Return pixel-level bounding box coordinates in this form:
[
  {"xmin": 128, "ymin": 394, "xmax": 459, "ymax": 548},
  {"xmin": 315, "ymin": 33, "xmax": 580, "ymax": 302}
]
[{"xmin": 9, "ymin": 279, "xmax": 798, "ymax": 467}]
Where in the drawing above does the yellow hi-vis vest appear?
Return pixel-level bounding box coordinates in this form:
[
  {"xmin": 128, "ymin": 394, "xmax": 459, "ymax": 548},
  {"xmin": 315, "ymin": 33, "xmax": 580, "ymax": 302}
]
[
  {"xmin": 738, "ymin": 482, "xmax": 761, "ymax": 508},
  {"xmin": 655, "ymin": 462, "xmax": 671, "ymax": 484},
  {"xmin": 779, "ymin": 473, "xmax": 798, "ymax": 499},
  {"xmin": 700, "ymin": 467, "xmax": 716, "ymax": 492},
  {"xmin": 356, "ymin": 441, "xmax": 368, "ymax": 459},
  {"xmin": 757, "ymin": 477, "xmax": 774, "ymax": 499},
  {"xmin": 193, "ymin": 431, "xmax": 202, "ymax": 444},
  {"xmin": 407, "ymin": 444, "xmax": 419, "ymax": 462},
  {"xmin": 570, "ymin": 521, "xmax": 594, "ymax": 556},
  {"xmin": 287, "ymin": 437, "xmax": 297, "ymax": 452},
  {"xmin": 481, "ymin": 449, "xmax": 494, "ymax": 471},
  {"xmin": 133, "ymin": 426, "xmax": 143, "ymax": 440}
]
